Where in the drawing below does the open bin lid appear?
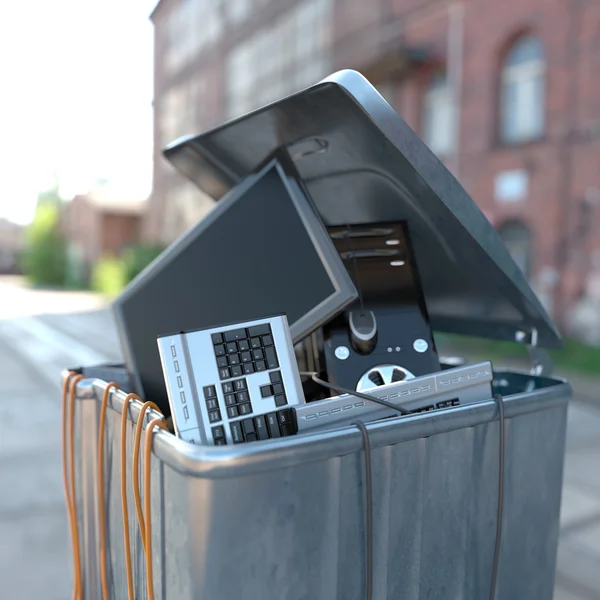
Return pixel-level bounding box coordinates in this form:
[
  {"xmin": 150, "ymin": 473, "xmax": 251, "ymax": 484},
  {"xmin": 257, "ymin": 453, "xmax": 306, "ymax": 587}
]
[{"xmin": 163, "ymin": 70, "xmax": 561, "ymax": 349}]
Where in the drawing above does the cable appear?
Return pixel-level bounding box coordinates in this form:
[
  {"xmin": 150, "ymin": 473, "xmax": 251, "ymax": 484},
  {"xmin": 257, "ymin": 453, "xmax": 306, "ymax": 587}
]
[
  {"xmin": 62, "ymin": 371, "xmax": 85, "ymax": 600},
  {"xmin": 304, "ymin": 372, "xmax": 409, "ymax": 600},
  {"xmin": 489, "ymin": 394, "xmax": 506, "ymax": 600},
  {"xmin": 132, "ymin": 400, "xmax": 163, "ymax": 553},
  {"xmin": 353, "ymin": 421, "xmax": 373, "ymax": 600},
  {"xmin": 299, "ymin": 371, "xmax": 412, "ymax": 415},
  {"xmin": 142, "ymin": 417, "xmax": 168, "ymax": 600},
  {"xmin": 121, "ymin": 393, "xmax": 143, "ymax": 600},
  {"xmin": 98, "ymin": 381, "xmax": 120, "ymax": 600}
]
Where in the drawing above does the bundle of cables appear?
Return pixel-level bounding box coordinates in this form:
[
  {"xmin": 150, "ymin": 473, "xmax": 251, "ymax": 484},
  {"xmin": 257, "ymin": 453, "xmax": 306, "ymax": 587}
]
[{"xmin": 62, "ymin": 372, "xmax": 166, "ymax": 600}]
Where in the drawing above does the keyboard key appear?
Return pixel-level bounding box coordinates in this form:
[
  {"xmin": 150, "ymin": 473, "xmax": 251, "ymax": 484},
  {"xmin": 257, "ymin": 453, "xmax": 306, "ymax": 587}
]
[
  {"xmin": 252, "ymin": 348, "xmax": 264, "ymax": 361},
  {"xmin": 211, "ymin": 333, "xmax": 224, "ymax": 345},
  {"xmin": 226, "ymin": 342, "xmax": 238, "ymax": 354},
  {"xmin": 277, "ymin": 409, "xmax": 291, "ymax": 426},
  {"xmin": 238, "ymin": 403, "xmax": 252, "ymax": 416},
  {"xmin": 214, "ymin": 437, "xmax": 227, "ymax": 446},
  {"xmin": 229, "ymin": 353, "xmax": 241, "ymax": 366},
  {"xmin": 255, "ymin": 360, "xmax": 266, "ymax": 372},
  {"xmin": 231, "ymin": 365, "xmax": 243, "ymax": 378},
  {"xmin": 243, "ymin": 363, "xmax": 255, "ymax": 375},
  {"xmin": 224, "ymin": 394, "xmax": 236, "ymax": 407},
  {"xmin": 208, "ymin": 410, "xmax": 221, "ymax": 423},
  {"xmin": 174, "ymin": 360, "xmax": 180, "ymax": 372},
  {"xmin": 203, "ymin": 385, "xmax": 217, "ymax": 399},
  {"xmin": 280, "ymin": 424, "xmax": 294, "ymax": 437},
  {"xmin": 242, "ymin": 418, "xmax": 255, "ymax": 436},
  {"xmin": 265, "ymin": 347, "xmax": 279, "ymax": 369},
  {"xmin": 248, "ymin": 324, "xmax": 271, "ymax": 337},
  {"xmin": 222, "ymin": 382, "xmax": 234, "ymax": 394},
  {"xmin": 227, "ymin": 406, "xmax": 239, "ymax": 418},
  {"xmin": 254, "ymin": 415, "xmax": 269, "ymax": 440},
  {"xmin": 216, "ymin": 356, "xmax": 229, "ymax": 368},
  {"xmin": 206, "ymin": 398, "xmax": 219, "ymax": 411},
  {"xmin": 261, "ymin": 334, "xmax": 273, "ymax": 346},
  {"xmin": 240, "ymin": 351, "xmax": 252, "ymax": 363},
  {"xmin": 212, "ymin": 425, "xmax": 225, "ymax": 439},
  {"xmin": 272, "ymin": 383, "xmax": 284, "ymax": 395},
  {"xmin": 177, "ymin": 376, "xmax": 183, "ymax": 388},
  {"xmin": 234, "ymin": 379, "xmax": 247, "ymax": 391},
  {"xmin": 269, "ymin": 371, "xmax": 282, "ymax": 383},
  {"xmin": 250, "ymin": 337, "xmax": 262, "ymax": 349},
  {"xmin": 274, "ymin": 394, "xmax": 287, "ymax": 407},
  {"xmin": 245, "ymin": 433, "xmax": 258, "ymax": 443},
  {"xmin": 238, "ymin": 339, "xmax": 250, "ymax": 352},
  {"xmin": 235, "ymin": 390, "xmax": 249, "ymax": 404},
  {"xmin": 230, "ymin": 421, "xmax": 244, "ymax": 444},
  {"xmin": 214, "ymin": 344, "xmax": 226, "ymax": 356},
  {"xmin": 224, "ymin": 328, "xmax": 247, "ymax": 342},
  {"xmin": 266, "ymin": 413, "xmax": 281, "ymax": 438},
  {"xmin": 260, "ymin": 385, "xmax": 273, "ymax": 398},
  {"xmin": 219, "ymin": 367, "xmax": 231, "ymax": 380}
]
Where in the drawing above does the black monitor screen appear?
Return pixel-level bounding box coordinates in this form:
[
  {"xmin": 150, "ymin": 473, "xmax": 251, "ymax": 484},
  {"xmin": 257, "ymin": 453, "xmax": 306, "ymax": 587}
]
[{"xmin": 114, "ymin": 160, "xmax": 357, "ymax": 411}]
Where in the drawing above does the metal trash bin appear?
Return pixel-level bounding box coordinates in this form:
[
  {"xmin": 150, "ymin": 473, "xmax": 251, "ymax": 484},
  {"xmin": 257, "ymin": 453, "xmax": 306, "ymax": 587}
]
[
  {"xmin": 67, "ymin": 366, "xmax": 570, "ymax": 600},
  {"xmin": 65, "ymin": 70, "xmax": 572, "ymax": 599}
]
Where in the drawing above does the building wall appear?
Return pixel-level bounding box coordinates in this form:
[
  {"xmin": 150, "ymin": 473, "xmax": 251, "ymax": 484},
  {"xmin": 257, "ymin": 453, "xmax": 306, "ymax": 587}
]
[
  {"xmin": 0, "ymin": 219, "xmax": 24, "ymax": 274},
  {"xmin": 147, "ymin": 0, "xmax": 600, "ymax": 334},
  {"xmin": 101, "ymin": 213, "xmax": 141, "ymax": 258},
  {"xmin": 62, "ymin": 196, "xmax": 142, "ymax": 280}
]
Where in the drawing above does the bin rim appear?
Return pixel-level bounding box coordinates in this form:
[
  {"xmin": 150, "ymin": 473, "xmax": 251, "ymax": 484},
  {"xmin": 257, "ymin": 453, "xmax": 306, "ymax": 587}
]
[{"xmin": 65, "ymin": 369, "xmax": 571, "ymax": 480}]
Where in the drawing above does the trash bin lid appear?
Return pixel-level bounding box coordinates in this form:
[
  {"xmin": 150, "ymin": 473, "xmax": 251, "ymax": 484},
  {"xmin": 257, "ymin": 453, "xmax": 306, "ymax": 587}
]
[{"xmin": 163, "ymin": 70, "xmax": 561, "ymax": 349}]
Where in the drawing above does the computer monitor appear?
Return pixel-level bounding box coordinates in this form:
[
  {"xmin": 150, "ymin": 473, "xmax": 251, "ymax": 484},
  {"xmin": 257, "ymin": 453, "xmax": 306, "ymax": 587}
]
[{"xmin": 113, "ymin": 158, "xmax": 358, "ymax": 411}]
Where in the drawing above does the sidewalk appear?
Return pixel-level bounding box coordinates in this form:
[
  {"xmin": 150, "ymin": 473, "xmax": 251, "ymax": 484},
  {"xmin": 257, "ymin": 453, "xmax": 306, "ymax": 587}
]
[{"xmin": 0, "ymin": 305, "xmax": 598, "ymax": 598}]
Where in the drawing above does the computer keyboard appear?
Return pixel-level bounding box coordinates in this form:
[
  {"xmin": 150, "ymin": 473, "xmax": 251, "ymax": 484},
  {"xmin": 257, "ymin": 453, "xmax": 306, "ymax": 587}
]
[{"xmin": 158, "ymin": 315, "xmax": 306, "ymax": 446}]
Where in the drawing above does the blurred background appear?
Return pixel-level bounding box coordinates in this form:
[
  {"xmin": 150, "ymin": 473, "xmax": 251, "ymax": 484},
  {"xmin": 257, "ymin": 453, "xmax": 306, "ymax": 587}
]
[{"xmin": 0, "ymin": 1, "xmax": 598, "ymax": 599}]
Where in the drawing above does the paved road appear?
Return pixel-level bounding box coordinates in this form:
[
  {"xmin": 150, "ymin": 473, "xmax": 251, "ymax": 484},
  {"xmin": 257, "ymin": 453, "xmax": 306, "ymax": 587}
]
[{"xmin": 0, "ymin": 277, "xmax": 598, "ymax": 599}]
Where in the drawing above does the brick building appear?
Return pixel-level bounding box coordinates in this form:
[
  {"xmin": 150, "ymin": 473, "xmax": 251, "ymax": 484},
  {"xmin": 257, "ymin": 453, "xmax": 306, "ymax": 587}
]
[
  {"xmin": 0, "ymin": 218, "xmax": 24, "ymax": 274},
  {"xmin": 62, "ymin": 190, "xmax": 144, "ymax": 284},
  {"xmin": 146, "ymin": 0, "xmax": 600, "ymax": 336}
]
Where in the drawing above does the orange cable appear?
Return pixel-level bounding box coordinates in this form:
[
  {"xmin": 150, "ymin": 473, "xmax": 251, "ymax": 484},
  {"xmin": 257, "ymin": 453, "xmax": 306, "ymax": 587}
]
[
  {"xmin": 142, "ymin": 417, "xmax": 168, "ymax": 600},
  {"xmin": 97, "ymin": 382, "xmax": 120, "ymax": 600},
  {"xmin": 120, "ymin": 393, "xmax": 144, "ymax": 600},
  {"xmin": 132, "ymin": 401, "xmax": 162, "ymax": 553},
  {"xmin": 62, "ymin": 372, "xmax": 85, "ymax": 600}
]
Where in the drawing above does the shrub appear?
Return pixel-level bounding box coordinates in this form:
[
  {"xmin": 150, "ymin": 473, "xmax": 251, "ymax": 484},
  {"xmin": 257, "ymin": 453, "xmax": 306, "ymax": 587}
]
[
  {"xmin": 91, "ymin": 255, "xmax": 128, "ymax": 298},
  {"xmin": 21, "ymin": 201, "xmax": 67, "ymax": 287},
  {"xmin": 122, "ymin": 244, "xmax": 165, "ymax": 283}
]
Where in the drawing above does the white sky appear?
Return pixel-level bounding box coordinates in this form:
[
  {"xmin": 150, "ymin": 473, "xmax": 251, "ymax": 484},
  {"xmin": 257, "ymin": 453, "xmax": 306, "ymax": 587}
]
[{"xmin": 0, "ymin": 1, "xmax": 157, "ymax": 225}]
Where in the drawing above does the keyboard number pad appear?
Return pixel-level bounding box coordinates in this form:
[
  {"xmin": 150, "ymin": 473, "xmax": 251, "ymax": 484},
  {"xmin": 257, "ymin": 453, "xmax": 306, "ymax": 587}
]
[{"xmin": 212, "ymin": 323, "xmax": 278, "ymax": 380}]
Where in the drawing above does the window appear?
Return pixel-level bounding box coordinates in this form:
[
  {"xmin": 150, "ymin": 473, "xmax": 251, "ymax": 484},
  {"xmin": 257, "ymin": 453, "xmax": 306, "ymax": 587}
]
[
  {"xmin": 225, "ymin": 0, "xmax": 332, "ymax": 119},
  {"xmin": 376, "ymin": 83, "xmax": 395, "ymax": 106},
  {"xmin": 422, "ymin": 72, "xmax": 454, "ymax": 156},
  {"xmin": 497, "ymin": 220, "xmax": 533, "ymax": 279},
  {"xmin": 500, "ymin": 36, "xmax": 545, "ymax": 144},
  {"xmin": 160, "ymin": 74, "xmax": 207, "ymax": 146},
  {"xmin": 224, "ymin": 0, "xmax": 253, "ymax": 25},
  {"xmin": 163, "ymin": 0, "xmax": 223, "ymax": 73}
]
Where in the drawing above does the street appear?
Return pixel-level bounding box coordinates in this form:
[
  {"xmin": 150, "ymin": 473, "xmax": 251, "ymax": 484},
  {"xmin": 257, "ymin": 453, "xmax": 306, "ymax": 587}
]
[{"xmin": 0, "ymin": 276, "xmax": 598, "ymax": 599}]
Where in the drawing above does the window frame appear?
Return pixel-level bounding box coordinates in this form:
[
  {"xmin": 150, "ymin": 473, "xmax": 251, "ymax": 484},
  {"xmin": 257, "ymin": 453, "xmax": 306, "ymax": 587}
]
[
  {"xmin": 499, "ymin": 35, "xmax": 546, "ymax": 146},
  {"xmin": 421, "ymin": 71, "xmax": 455, "ymax": 158}
]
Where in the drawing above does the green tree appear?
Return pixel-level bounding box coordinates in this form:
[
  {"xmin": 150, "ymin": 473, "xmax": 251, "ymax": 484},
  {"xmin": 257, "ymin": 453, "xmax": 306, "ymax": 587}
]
[{"xmin": 21, "ymin": 186, "xmax": 67, "ymax": 287}]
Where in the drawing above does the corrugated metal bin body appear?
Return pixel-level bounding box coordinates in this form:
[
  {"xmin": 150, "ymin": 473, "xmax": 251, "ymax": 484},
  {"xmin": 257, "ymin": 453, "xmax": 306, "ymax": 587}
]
[{"xmin": 71, "ymin": 371, "xmax": 570, "ymax": 600}]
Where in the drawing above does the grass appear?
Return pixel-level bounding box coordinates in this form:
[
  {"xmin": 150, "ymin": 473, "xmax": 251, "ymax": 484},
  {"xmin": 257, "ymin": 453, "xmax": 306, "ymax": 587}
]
[{"xmin": 435, "ymin": 334, "xmax": 600, "ymax": 377}]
